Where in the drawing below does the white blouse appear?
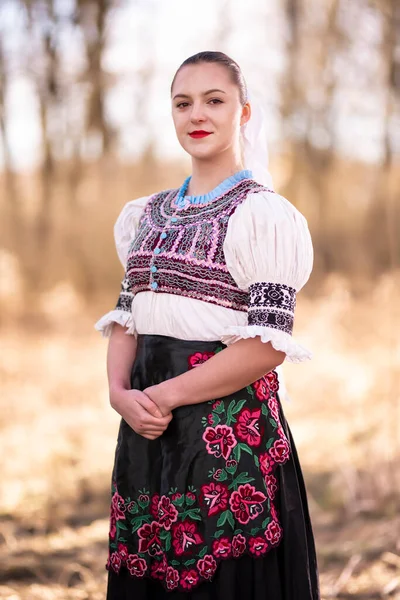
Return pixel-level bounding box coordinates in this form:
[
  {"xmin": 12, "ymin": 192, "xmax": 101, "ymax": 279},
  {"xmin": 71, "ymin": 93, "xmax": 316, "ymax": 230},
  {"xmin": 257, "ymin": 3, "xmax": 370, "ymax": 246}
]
[{"xmin": 95, "ymin": 188, "xmax": 314, "ymax": 364}]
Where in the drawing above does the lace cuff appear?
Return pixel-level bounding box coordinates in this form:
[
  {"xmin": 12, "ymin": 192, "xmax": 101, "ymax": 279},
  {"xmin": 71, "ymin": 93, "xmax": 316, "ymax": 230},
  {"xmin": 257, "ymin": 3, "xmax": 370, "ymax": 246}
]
[
  {"xmin": 94, "ymin": 309, "xmax": 135, "ymax": 338},
  {"xmin": 221, "ymin": 326, "xmax": 311, "ymax": 363}
]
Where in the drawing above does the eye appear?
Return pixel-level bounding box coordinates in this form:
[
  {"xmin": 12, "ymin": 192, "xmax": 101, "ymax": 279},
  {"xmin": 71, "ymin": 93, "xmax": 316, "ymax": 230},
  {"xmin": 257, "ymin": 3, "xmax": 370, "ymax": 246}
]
[
  {"xmin": 208, "ymin": 98, "xmax": 223, "ymax": 105},
  {"xmin": 176, "ymin": 102, "xmax": 190, "ymax": 109}
]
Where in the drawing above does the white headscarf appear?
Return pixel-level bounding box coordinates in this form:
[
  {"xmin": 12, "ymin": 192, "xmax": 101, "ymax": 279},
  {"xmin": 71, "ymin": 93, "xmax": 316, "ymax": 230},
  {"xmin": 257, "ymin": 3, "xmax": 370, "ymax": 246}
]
[{"xmin": 240, "ymin": 90, "xmax": 274, "ymax": 190}]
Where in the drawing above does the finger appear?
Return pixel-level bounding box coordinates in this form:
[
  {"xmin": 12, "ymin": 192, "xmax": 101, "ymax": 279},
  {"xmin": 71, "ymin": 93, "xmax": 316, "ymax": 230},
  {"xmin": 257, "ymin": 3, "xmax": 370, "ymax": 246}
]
[{"xmin": 135, "ymin": 395, "xmax": 172, "ymax": 423}]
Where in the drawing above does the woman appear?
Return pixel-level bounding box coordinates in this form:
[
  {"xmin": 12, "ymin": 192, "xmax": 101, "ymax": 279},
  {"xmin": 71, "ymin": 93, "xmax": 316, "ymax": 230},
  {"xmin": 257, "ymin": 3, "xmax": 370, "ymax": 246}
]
[{"xmin": 95, "ymin": 51, "xmax": 320, "ymax": 599}]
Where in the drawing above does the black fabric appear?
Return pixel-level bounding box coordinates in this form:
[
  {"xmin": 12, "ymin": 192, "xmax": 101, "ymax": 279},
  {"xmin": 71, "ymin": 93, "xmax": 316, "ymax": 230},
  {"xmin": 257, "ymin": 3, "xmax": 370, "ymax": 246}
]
[{"xmin": 106, "ymin": 334, "xmax": 320, "ymax": 599}]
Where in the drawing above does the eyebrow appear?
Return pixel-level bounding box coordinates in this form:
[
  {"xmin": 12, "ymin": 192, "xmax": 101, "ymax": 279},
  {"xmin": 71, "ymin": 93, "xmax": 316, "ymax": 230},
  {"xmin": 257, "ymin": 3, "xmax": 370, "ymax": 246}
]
[{"xmin": 172, "ymin": 88, "xmax": 227, "ymax": 100}]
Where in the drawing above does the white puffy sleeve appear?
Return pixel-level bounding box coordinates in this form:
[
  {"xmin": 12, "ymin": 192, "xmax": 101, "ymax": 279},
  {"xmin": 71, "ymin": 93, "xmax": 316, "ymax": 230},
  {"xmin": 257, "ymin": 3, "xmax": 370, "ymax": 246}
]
[
  {"xmin": 94, "ymin": 196, "xmax": 149, "ymax": 337},
  {"xmin": 223, "ymin": 190, "xmax": 313, "ymax": 363}
]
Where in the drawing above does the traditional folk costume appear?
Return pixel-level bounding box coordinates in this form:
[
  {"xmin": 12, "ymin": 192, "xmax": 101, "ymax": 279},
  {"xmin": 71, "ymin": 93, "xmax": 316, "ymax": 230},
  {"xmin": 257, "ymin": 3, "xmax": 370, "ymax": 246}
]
[{"xmin": 95, "ymin": 168, "xmax": 320, "ymax": 599}]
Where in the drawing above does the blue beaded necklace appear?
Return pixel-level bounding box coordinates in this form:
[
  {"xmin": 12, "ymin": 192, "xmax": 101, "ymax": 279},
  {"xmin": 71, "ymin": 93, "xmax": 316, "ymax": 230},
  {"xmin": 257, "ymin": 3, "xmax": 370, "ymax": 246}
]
[{"xmin": 174, "ymin": 169, "xmax": 253, "ymax": 210}]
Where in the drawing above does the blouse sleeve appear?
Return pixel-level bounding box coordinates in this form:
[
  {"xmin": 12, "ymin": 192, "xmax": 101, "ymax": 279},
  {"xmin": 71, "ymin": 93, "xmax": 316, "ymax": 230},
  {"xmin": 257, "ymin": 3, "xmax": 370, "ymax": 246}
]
[
  {"xmin": 94, "ymin": 196, "xmax": 149, "ymax": 337},
  {"xmin": 223, "ymin": 190, "xmax": 314, "ymax": 363}
]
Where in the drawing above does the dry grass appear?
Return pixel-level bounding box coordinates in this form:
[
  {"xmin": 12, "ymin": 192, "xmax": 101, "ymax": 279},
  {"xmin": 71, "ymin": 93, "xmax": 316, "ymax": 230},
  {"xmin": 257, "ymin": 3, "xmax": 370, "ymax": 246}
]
[{"xmin": 0, "ymin": 273, "xmax": 399, "ymax": 599}]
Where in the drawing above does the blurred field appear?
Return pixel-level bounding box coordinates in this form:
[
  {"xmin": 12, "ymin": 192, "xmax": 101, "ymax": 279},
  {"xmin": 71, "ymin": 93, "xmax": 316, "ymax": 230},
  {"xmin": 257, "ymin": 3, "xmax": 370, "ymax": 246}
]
[{"xmin": 0, "ymin": 272, "xmax": 399, "ymax": 600}]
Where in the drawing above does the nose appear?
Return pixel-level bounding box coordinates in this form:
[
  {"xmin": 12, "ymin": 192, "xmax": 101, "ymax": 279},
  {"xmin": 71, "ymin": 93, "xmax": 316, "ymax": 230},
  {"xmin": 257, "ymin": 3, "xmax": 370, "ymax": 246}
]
[{"xmin": 190, "ymin": 102, "xmax": 206, "ymax": 123}]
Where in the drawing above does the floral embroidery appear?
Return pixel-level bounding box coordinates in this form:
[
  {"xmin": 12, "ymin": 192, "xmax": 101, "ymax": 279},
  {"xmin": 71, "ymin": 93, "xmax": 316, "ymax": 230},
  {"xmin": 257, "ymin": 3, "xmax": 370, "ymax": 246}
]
[
  {"xmin": 212, "ymin": 537, "xmax": 232, "ymax": 559},
  {"xmin": 157, "ymin": 495, "xmax": 178, "ymax": 530},
  {"xmin": 106, "ymin": 360, "xmax": 290, "ymax": 592},
  {"xmin": 127, "ymin": 554, "xmax": 147, "ymax": 577},
  {"xmin": 232, "ymin": 533, "xmax": 246, "ymax": 557},
  {"xmin": 249, "ymin": 536, "xmax": 268, "ymax": 556},
  {"xmin": 203, "ymin": 424, "xmax": 237, "ymax": 460},
  {"xmin": 180, "ymin": 568, "xmax": 199, "ymax": 589},
  {"xmin": 235, "ymin": 407, "xmax": 263, "ymax": 447},
  {"xmin": 248, "ymin": 282, "xmax": 296, "ymax": 336},
  {"xmin": 172, "ymin": 521, "xmax": 203, "ymax": 555},
  {"xmin": 200, "ymin": 482, "xmax": 229, "ymax": 516},
  {"xmin": 229, "ymin": 484, "xmax": 267, "ymax": 525},
  {"xmin": 265, "ymin": 520, "xmax": 283, "ymax": 545},
  {"xmin": 188, "ymin": 351, "xmax": 215, "ymax": 369},
  {"xmin": 197, "ymin": 554, "xmax": 217, "ymax": 580}
]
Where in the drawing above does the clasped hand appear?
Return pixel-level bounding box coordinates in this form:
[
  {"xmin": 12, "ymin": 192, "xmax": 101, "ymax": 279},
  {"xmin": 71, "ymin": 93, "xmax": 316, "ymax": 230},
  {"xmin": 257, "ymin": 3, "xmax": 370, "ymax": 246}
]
[{"xmin": 110, "ymin": 386, "xmax": 173, "ymax": 440}]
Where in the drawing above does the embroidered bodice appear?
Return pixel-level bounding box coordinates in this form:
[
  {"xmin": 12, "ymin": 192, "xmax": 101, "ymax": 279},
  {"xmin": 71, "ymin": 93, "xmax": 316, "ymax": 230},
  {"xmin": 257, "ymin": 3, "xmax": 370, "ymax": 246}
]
[
  {"xmin": 95, "ymin": 171, "xmax": 314, "ymax": 364},
  {"xmin": 124, "ymin": 178, "xmax": 264, "ymax": 311}
]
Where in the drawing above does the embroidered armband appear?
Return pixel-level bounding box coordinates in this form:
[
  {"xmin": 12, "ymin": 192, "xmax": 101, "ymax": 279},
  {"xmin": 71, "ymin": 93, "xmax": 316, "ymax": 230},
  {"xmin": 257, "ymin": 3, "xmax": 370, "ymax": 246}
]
[
  {"xmin": 115, "ymin": 274, "xmax": 134, "ymax": 313},
  {"xmin": 248, "ymin": 282, "xmax": 296, "ymax": 336}
]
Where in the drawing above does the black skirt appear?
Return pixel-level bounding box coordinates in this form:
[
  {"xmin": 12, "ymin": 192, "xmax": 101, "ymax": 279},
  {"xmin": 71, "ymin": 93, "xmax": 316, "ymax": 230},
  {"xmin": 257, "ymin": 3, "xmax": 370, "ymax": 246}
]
[{"xmin": 106, "ymin": 334, "xmax": 320, "ymax": 599}]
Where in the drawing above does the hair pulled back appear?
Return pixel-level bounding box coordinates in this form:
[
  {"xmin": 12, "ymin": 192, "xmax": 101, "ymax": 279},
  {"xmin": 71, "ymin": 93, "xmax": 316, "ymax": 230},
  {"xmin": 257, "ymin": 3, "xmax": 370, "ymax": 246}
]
[{"xmin": 171, "ymin": 51, "xmax": 248, "ymax": 106}]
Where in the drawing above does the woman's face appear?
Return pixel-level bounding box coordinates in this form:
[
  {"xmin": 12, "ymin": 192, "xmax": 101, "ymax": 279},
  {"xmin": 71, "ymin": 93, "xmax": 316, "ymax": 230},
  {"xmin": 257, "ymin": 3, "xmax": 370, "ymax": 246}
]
[{"xmin": 171, "ymin": 62, "xmax": 250, "ymax": 161}]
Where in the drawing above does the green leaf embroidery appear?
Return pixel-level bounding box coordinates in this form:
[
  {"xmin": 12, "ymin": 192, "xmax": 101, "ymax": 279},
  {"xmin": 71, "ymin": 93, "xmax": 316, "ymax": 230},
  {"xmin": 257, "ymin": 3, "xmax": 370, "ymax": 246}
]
[
  {"xmin": 226, "ymin": 400, "xmax": 236, "ymax": 426},
  {"xmin": 184, "ymin": 559, "xmax": 196, "ymax": 566},
  {"xmin": 231, "ymin": 399, "xmax": 247, "ymax": 414},
  {"xmin": 117, "ymin": 521, "xmax": 128, "ymax": 530},
  {"xmin": 239, "ymin": 442, "xmax": 253, "ymax": 456},
  {"xmin": 165, "ymin": 532, "xmax": 171, "ymax": 552},
  {"xmin": 266, "ymin": 437, "xmax": 274, "ymax": 449},
  {"xmin": 213, "ymin": 402, "xmax": 225, "ymax": 415},
  {"xmin": 131, "ymin": 515, "xmax": 152, "ymax": 533},
  {"xmin": 172, "ymin": 495, "xmax": 185, "ymax": 507},
  {"xmin": 212, "ymin": 414, "xmax": 221, "ymax": 426},
  {"xmin": 213, "ymin": 529, "xmax": 225, "ymax": 538},
  {"xmin": 215, "ymin": 469, "xmax": 228, "ymax": 482},
  {"xmin": 228, "ymin": 472, "xmax": 255, "ymax": 490},
  {"xmin": 217, "ymin": 510, "xmax": 229, "ymax": 527},
  {"xmin": 269, "ymin": 418, "xmax": 278, "ymax": 428},
  {"xmin": 246, "ymin": 385, "xmax": 255, "ymax": 397},
  {"xmin": 180, "ymin": 508, "xmax": 202, "ymax": 521},
  {"xmin": 171, "ymin": 560, "xmax": 180, "ymax": 566},
  {"xmin": 226, "ymin": 510, "xmax": 235, "ymax": 530},
  {"xmin": 138, "ymin": 499, "xmax": 150, "ymax": 510},
  {"xmin": 250, "ymin": 527, "xmax": 260, "ymax": 536},
  {"xmin": 128, "ymin": 503, "xmax": 139, "ymax": 515},
  {"xmin": 198, "ymin": 546, "xmax": 208, "ymax": 558},
  {"xmin": 185, "ymin": 495, "xmax": 196, "ymax": 506},
  {"xmin": 261, "ymin": 403, "xmax": 269, "ymax": 416},
  {"xmin": 233, "ymin": 444, "xmax": 241, "ymax": 462},
  {"xmin": 225, "ymin": 463, "xmax": 238, "ymax": 475},
  {"xmin": 160, "ymin": 529, "xmax": 170, "ymax": 540},
  {"xmin": 261, "ymin": 517, "xmax": 271, "ymax": 528},
  {"xmin": 254, "ymin": 455, "xmax": 260, "ymax": 467},
  {"xmin": 233, "ymin": 529, "xmax": 243, "ymax": 535}
]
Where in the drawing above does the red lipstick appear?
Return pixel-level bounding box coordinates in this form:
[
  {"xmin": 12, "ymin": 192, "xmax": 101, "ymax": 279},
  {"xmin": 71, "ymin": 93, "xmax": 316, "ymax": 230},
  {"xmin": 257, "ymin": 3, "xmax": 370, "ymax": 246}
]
[{"xmin": 189, "ymin": 130, "xmax": 212, "ymax": 139}]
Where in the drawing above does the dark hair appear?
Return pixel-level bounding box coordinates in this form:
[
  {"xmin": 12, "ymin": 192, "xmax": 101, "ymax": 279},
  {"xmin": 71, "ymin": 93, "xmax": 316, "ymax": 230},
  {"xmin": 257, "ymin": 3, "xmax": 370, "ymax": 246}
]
[{"xmin": 171, "ymin": 51, "xmax": 248, "ymax": 106}]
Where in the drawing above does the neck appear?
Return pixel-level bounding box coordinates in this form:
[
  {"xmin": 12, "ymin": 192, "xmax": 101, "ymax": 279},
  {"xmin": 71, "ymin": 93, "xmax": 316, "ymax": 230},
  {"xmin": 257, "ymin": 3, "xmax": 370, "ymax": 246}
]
[{"xmin": 187, "ymin": 150, "xmax": 244, "ymax": 197}]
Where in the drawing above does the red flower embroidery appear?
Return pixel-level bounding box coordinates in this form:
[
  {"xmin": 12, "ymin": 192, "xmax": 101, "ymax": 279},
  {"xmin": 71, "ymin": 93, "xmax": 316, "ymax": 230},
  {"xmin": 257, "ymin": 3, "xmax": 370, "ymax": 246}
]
[
  {"xmin": 111, "ymin": 492, "xmax": 126, "ymax": 520},
  {"xmin": 197, "ymin": 554, "xmax": 217, "ymax": 580},
  {"xmin": 166, "ymin": 566, "xmax": 180, "ymax": 590},
  {"xmin": 267, "ymin": 396, "xmax": 280, "ymax": 422},
  {"xmin": 117, "ymin": 543, "xmax": 128, "ymax": 564},
  {"xmin": 157, "ymin": 495, "xmax": 178, "ymax": 530},
  {"xmin": 180, "ymin": 568, "xmax": 199, "ymax": 589},
  {"xmin": 212, "ymin": 537, "xmax": 232, "ymax": 559},
  {"xmin": 235, "ymin": 407, "xmax": 263, "ymax": 447},
  {"xmin": 226, "ymin": 459, "xmax": 237, "ymax": 468},
  {"xmin": 150, "ymin": 494, "xmax": 160, "ymax": 519},
  {"xmin": 229, "ymin": 484, "xmax": 267, "ymax": 525},
  {"xmin": 270, "ymin": 504, "xmax": 279, "ymax": 522},
  {"xmin": 265, "ymin": 520, "xmax": 283, "ymax": 545},
  {"xmin": 269, "ymin": 439, "xmax": 290, "ymax": 464},
  {"xmin": 213, "ymin": 468, "xmax": 223, "ymax": 480},
  {"xmin": 232, "ymin": 533, "xmax": 246, "ymax": 557},
  {"xmin": 265, "ymin": 474, "xmax": 278, "ymax": 500},
  {"xmin": 127, "ymin": 500, "xmax": 137, "ymax": 513},
  {"xmin": 150, "ymin": 555, "xmax": 167, "ymax": 580},
  {"xmin": 200, "ymin": 482, "xmax": 229, "ymax": 516},
  {"xmin": 249, "ymin": 536, "xmax": 268, "ymax": 556},
  {"xmin": 109, "ymin": 512, "xmax": 116, "ymax": 540},
  {"xmin": 126, "ymin": 553, "xmax": 147, "ymax": 577},
  {"xmin": 109, "ymin": 551, "xmax": 122, "ymax": 573},
  {"xmin": 186, "ymin": 491, "xmax": 196, "ymax": 501},
  {"xmin": 259, "ymin": 452, "xmax": 274, "ymax": 475},
  {"xmin": 188, "ymin": 351, "xmax": 215, "ymax": 369},
  {"xmin": 212, "ymin": 400, "xmax": 222, "ymax": 410},
  {"xmin": 171, "ymin": 492, "xmax": 183, "ymax": 501},
  {"xmin": 203, "ymin": 424, "xmax": 237, "ymax": 460},
  {"xmin": 253, "ymin": 378, "xmax": 270, "ymax": 401},
  {"xmin": 265, "ymin": 371, "xmax": 279, "ymax": 392},
  {"xmin": 137, "ymin": 521, "xmax": 162, "ymax": 555},
  {"xmin": 172, "ymin": 520, "xmax": 203, "ymax": 555}
]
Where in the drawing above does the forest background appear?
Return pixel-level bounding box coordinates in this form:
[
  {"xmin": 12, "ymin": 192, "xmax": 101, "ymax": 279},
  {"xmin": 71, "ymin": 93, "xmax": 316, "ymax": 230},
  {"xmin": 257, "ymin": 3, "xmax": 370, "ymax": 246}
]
[{"xmin": 0, "ymin": 0, "xmax": 399, "ymax": 598}]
